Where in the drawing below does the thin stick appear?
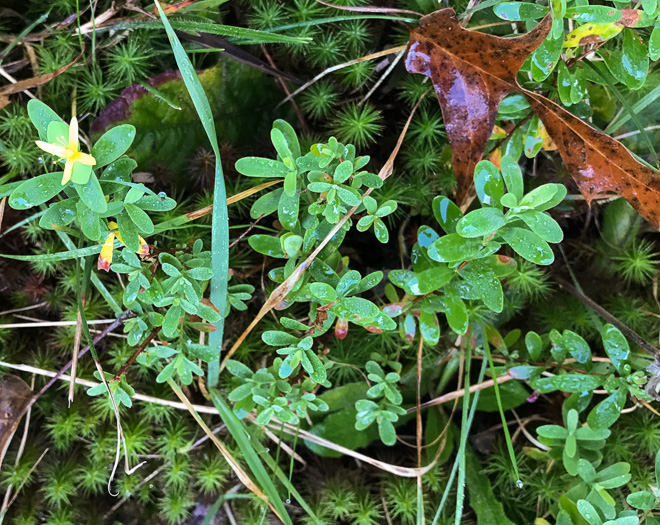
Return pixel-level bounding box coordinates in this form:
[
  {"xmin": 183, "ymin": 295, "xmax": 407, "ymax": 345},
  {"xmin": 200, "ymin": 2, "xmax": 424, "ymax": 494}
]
[
  {"xmin": 614, "ymin": 125, "xmax": 660, "ymax": 141},
  {"xmin": 361, "ymin": 49, "xmax": 405, "ymax": 103},
  {"xmin": 0, "ymin": 319, "xmax": 115, "ymax": 328},
  {"xmin": 0, "ymin": 302, "xmax": 47, "ymax": 316},
  {"xmin": 277, "ymin": 45, "xmax": 406, "ymax": 108},
  {"xmin": 69, "ymin": 309, "xmax": 83, "ymax": 405},
  {"xmin": 0, "ymin": 448, "xmax": 48, "ymax": 520},
  {"xmin": 553, "ymin": 275, "xmax": 659, "ymax": 357},
  {"xmin": 11, "ymin": 311, "xmax": 133, "ymax": 424},
  {"xmin": 416, "ymin": 336, "xmax": 424, "ymax": 468},
  {"xmin": 411, "ymin": 373, "xmax": 514, "ymax": 412},
  {"xmin": 0, "ymin": 360, "xmax": 218, "ymax": 415},
  {"xmin": 111, "ymin": 329, "xmax": 159, "ymax": 383}
]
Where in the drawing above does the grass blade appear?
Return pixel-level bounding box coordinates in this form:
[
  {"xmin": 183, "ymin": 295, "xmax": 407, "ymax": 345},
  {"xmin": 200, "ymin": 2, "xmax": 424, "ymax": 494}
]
[
  {"xmin": 156, "ymin": 0, "xmax": 229, "ymax": 386},
  {"xmin": 209, "ymin": 389, "xmax": 293, "ymax": 524},
  {"xmin": 606, "ymin": 85, "xmax": 660, "ymax": 134}
]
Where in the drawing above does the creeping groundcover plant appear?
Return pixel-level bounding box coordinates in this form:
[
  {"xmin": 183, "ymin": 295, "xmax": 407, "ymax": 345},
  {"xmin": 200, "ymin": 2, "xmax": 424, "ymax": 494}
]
[{"xmin": 1, "ymin": 0, "xmax": 660, "ymax": 524}]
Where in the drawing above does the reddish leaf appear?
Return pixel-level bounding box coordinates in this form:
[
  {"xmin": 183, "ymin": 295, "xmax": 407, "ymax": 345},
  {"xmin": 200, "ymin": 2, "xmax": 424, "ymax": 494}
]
[
  {"xmin": 405, "ymin": 9, "xmax": 551, "ymax": 203},
  {"xmin": 406, "ymin": 9, "xmax": 660, "ymax": 228},
  {"xmin": 526, "ymin": 92, "xmax": 660, "ymax": 226}
]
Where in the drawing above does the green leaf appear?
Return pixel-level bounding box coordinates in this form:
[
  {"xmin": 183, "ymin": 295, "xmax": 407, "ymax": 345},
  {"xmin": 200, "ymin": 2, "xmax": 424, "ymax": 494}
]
[
  {"xmin": 517, "ymin": 210, "xmax": 563, "ymax": 243},
  {"xmin": 419, "ymin": 310, "xmax": 440, "ymax": 344},
  {"xmin": 444, "ymin": 288, "xmax": 469, "ymax": 335},
  {"xmin": 273, "ymin": 119, "xmax": 300, "ymax": 159},
  {"xmin": 9, "ymin": 172, "xmax": 64, "ymax": 210},
  {"xmin": 566, "ymin": 6, "xmax": 622, "ymax": 23},
  {"xmin": 536, "ymin": 424, "xmax": 568, "ymax": 439},
  {"xmin": 500, "ymin": 155, "xmax": 524, "ymax": 201},
  {"xmin": 587, "ymin": 387, "xmax": 626, "ymax": 430},
  {"xmin": 474, "ymin": 160, "xmax": 504, "ymax": 208},
  {"xmin": 91, "ymin": 124, "xmax": 136, "ymax": 167},
  {"xmin": 650, "ymin": 23, "xmax": 660, "ymax": 61},
  {"xmin": 535, "ymin": 374, "xmax": 604, "ymax": 393},
  {"xmin": 281, "ymin": 234, "xmax": 303, "ymax": 257},
  {"xmin": 70, "ymin": 162, "xmax": 93, "ymax": 185},
  {"xmin": 278, "ymin": 191, "xmax": 299, "ymax": 231},
  {"xmin": 117, "ymin": 212, "xmax": 140, "ymax": 252},
  {"xmin": 162, "ymin": 304, "xmax": 183, "ymax": 338},
  {"xmin": 525, "ymin": 331, "xmax": 543, "ymax": 360},
  {"xmin": 340, "ymin": 296, "xmax": 379, "ymax": 319},
  {"xmin": 309, "ymin": 282, "xmax": 338, "ymax": 303},
  {"xmin": 502, "ymin": 227, "xmax": 554, "ymax": 265},
  {"xmin": 373, "ymin": 218, "xmax": 389, "ymax": 243},
  {"xmin": 626, "ymin": 491, "xmax": 655, "ymax": 511},
  {"xmin": 417, "ymin": 265, "xmax": 454, "ymax": 294},
  {"xmin": 27, "ymin": 99, "xmax": 65, "ymax": 141},
  {"xmin": 531, "ymin": 33, "xmax": 563, "ymax": 81},
  {"xmin": 604, "ymin": 30, "xmax": 649, "ymax": 90},
  {"xmin": 262, "ymin": 331, "xmax": 299, "ymax": 346},
  {"xmin": 428, "ymin": 234, "xmax": 485, "ymax": 262},
  {"xmin": 125, "ymin": 203, "xmax": 154, "ymax": 234},
  {"xmin": 378, "ymin": 418, "xmax": 396, "ymax": 446},
  {"xmin": 135, "ymin": 194, "xmax": 177, "ymax": 212},
  {"xmin": 577, "ymin": 500, "xmax": 603, "ymax": 525},
  {"xmin": 494, "ymin": 2, "xmax": 548, "ymax": 20},
  {"xmin": 601, "ymin": 324, "xmax": 630, "ymax": 374},
  {"xmin": 39, "ymin": 198, "xmax": 76, "ymax": 229},
  {"xmin": 456, "ymin": 208, "xmax": 506, "ymax": 238},
  {"xmin": 235, "ymin": 157, "xmax": 289, "ymax": 177},
  {"xmin": 563, "ymin": 330, "xmax": 591, "ymax": 366},
  {"xmin": 248, "ymin": 235, "xmax": 286, "ymax": 258},
  {"xmin": 75, "ymin": 174, "xmax": 108, "ymax": 214},
  {"xmin": 432, "ymin": 196, "xmax": 463, "ymax": 233},
  {"xmin": 186, "ymin": 343, "xmax": 217, "ymax": 363}
]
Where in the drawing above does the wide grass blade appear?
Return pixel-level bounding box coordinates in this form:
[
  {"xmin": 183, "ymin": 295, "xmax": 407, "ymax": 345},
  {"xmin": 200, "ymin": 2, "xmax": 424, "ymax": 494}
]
[
  {"xmin": 210, "ymin": 389, "xmax": 294, "ymax": 524},
  {"xmin": 156, "ymin": 0, "xmax": 229, "ymax": 386}
]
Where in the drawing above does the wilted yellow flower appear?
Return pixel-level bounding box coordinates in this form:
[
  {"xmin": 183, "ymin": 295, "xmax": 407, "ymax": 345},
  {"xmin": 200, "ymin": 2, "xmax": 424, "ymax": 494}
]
[{"xmin": 98, "ymin": 221, "xmax": 149, "ymax": 271}]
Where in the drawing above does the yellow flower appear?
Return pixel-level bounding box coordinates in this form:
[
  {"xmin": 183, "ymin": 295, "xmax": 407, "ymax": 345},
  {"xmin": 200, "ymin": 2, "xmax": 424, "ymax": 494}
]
[
  {"xmin": 98, "ymin": 221, "xmax": 150, "ymax": 272},
  {"xmin": 35, "ymin": 117, "xmax": 96, "ymax": 185}
]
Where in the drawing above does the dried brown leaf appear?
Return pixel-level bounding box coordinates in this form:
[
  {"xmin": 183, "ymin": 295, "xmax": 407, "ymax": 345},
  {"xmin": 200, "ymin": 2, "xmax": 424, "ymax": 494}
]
[
  {"xmin": 0, "ymin": 374, "xmax": 32, "ymax": 471},
  {"xmin": 406, "ymin": 9, "xmax": 660, "ymax": 227}
]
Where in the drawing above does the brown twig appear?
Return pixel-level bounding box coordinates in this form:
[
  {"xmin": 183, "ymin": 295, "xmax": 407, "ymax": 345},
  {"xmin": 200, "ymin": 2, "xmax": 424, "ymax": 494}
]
[
  {"xmin": 111, "ymin": 328, "xmax": 159, "ymax": 383},
  {"xmin": 259, "ymin": 44, "xmax": 309, "ymax": 135},
  {"xmin": 553, "ymin": 274, "xmax": 660, "ymax": 357}
]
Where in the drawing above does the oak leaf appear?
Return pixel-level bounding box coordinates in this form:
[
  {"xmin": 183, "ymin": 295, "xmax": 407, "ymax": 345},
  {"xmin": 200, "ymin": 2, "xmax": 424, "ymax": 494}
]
[{"xmin": 406, "ymin": 9, "xmax": 660, "ymax": 228}]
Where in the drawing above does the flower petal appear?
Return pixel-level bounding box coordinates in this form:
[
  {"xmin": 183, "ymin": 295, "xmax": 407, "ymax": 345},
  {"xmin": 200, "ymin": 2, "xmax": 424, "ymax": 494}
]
[
  {"xmin": 98, "ymin": 233, "xmax": 116, "ymax": 271},
  {"xmin": 75, "ymin": 152, "xmax": 97, "ymax": 166},
  {"xmin": 69, "ymin": 117, "xmax": 79, "ymax": 150},
  {"xmin": 137, "ymin": 236, "xmax": 150, "ymax": 256},
  {"xmin": 61, "ymin": 160, "xmax": 74, "ymax": 185},
  {"xmin": 36, "ymin": 141, "xmax": 66, "ymax": 158}
]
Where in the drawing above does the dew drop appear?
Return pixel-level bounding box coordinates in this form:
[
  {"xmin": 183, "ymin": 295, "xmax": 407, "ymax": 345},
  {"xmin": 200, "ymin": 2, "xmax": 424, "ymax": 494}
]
[
  {"xmin": 516, "ymin": 479, "xmax": 524, "ymax": 489},
  {"xmin": 285, "ymin": 499, "xmax": 291, "ymax": 504},
  {"xmin": 158, "ymin": 191, "xmax": 166, "ymax": 199}
]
